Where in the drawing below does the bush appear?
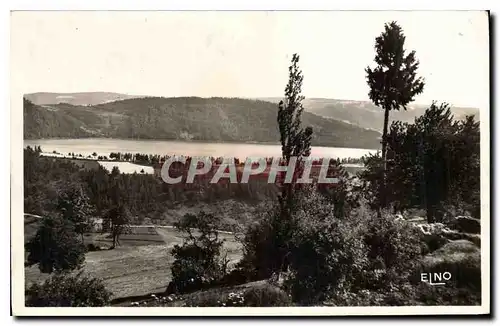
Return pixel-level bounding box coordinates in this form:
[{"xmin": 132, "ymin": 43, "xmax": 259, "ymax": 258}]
[
  {"xmin": 285, "ymin": 215, "xmax": 368, "ymax": 305},
  {"xmin": 358, "ymin": 211, "xmax": 424, "ymax": 290},
  {"xmin": 237, "ymin": 204, "xmax": 285, "ymax": 281},
  {"xmin": 25, "ymin": 272, "xmax": 112, "ymax": 307},
  {"xmin": 239, "ymin": 188, "xmax": 368, "ymax": 305},
  {"xmin": 167, "ymin": 212, "xmax": 229, "ymax": 294},
  {"xmin": 216, "ymin": 267, "xmax": 250, "ymax": 287},
  {"xmin": 239, "ymin": 187, "xmax": 354, "ymax": 283},
  {"xmin": 286, "ymin": 205, "xmax": 426, "ymax": 306}
]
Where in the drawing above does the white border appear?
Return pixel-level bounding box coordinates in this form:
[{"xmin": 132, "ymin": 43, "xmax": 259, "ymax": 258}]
[{"xmin": 7, "ymin": 4, "xmax": 492, "ymax": 318}]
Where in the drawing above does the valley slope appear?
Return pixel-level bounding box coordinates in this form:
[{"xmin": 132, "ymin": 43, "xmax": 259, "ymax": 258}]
[{"xmin": 259, "ymin": 97, "xmax": 480, "ymax": 131}]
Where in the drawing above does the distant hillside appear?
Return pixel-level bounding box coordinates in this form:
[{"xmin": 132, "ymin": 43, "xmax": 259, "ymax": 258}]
[
  {"xmin": 23, "ymin": 96, "xmax": 382, "ymax": 149},
  {"xmin": 24, "ymin": 92, "xmax": 144, "ymax": 106},
  {"xmin": 258, "ymin": 97, "xmax": 480, "ymax": 131}
]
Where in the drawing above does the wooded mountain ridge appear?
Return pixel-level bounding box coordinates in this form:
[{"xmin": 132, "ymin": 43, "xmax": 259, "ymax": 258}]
[{"xmin": 24, "ymin": 95, "xmax": 382, "ymax": 149}]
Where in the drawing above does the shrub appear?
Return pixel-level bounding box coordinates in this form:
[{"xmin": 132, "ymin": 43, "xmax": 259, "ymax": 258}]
[
  {"xmin": 167, "ymin": 211, "xmax": 229, "ymax": 294},
  {"xmin": 285, "ymin": 215, "xmax": 368, "ymax": 305},
  {"xmin": 25, "ymin": 272, "xmax": 112, "ymax": 307},
  {"xmin": 217, "ymin": 267, "xmax": 250, "ymax": 287},
  {"xmin": 239, "ymin": 186, "xmax": 355, "ymax": 283},
  {"xmin": 358, "ymin": 211, "xmax": 424, "ymax": 290},
  {"xmin": 239, "ymin": 187, "xmax": 367, "ymax": 305},
  {"xmin": 237, "ymin": 204, "xmax": 285, "ymax": 281}
]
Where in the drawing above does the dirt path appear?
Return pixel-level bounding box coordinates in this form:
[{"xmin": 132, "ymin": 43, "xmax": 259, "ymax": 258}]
[{"xmin": 134, "ymin": 224, "xmax": 235, "ymax": 235}]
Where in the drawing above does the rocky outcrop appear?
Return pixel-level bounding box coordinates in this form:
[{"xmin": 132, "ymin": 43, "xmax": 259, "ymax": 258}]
[
  {"xmin": 420, "ymin": 240, "xmax": 481, "ymax": 290},
  {"xmin": 447, "ymin": 216, "xmax": 481, "ymax": 234},
  {"xmin": 404, "ymin": 214, "xmax": 481, "ymax": 252},
  {"xmin": 441, "ymin": 228, "xmax": 481, "ymax": 247},
  {"xmin": 413, "ymin": 222, "xmax": 451, "ymax": 252}
]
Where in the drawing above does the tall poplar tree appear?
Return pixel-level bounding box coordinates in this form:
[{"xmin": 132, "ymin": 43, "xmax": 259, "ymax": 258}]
[{"xmin": 277, "ymin": 53, "xmax": 313, "ymax": 213}]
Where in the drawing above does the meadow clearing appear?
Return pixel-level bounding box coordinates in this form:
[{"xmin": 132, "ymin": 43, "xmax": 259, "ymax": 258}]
[{"xmin": 24, "ymin": 219, "xmax": 243, "ymax": 300}]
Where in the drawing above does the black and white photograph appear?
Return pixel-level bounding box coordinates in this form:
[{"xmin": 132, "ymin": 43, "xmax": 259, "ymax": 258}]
[{"xmin": 10, "ymin": 10, "xmax": 490, "ymax": 316}]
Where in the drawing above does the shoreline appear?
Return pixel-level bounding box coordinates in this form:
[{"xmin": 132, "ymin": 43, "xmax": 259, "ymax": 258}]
[{"xmin": 24, "ymin": 137, "xmax": 381, "ymax": 151}]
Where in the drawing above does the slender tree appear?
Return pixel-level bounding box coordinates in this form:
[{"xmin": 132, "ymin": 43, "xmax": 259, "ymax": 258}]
[
  {"xmin": 102, "ymin": 204, "xmax": 131, "ymax": 248},
  {"xmin": 365, "ymin": 21, "xmax": 425, "ymax": 208},
  {"xmin": 278, "ymin": 54, "xmax": 313, "ymax": 197},
  {"xmin": 275, "ymin": 53, "xmax": 313, "ymax": 271},
  {"xmin": 278, "ymin": 54, "xmax": 313, "ymax": 163}
]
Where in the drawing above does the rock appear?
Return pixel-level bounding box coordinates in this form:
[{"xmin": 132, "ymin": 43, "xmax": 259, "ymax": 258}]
[
  {"xmin": 406, "ymin": 216, "xmax": 426, "ymax": 223},
  {"xmin": 441, "ymin": 229, "xmax": 481, "ymax": 247},
  {"xmin": 421, "ymin": 234, "xmax": 451, "ymax": 253},
  {"xmin": 393, "ymin": 214, "xmax": 404, "ymax": 222},
  {"xmin": 421, "ymin": 240, "xmax": 481, "ymax": 290},
  {"xmin": 413, "ymin": 222, "xmax": 451, "ymax": 252},
  {"xmin": 433, "ymin": 239, "xmax": 479, "ymax": 255},
  {"xmin": 412, "ymin": 222, "xmax": 480, "ymax": 252},
  {"xmin": 448, "ymin": 216, "xmax": 481, "ymax": 234},
  {"xmin": 415, "ymin": 222, "xmax": 448, "ymax": 235}
]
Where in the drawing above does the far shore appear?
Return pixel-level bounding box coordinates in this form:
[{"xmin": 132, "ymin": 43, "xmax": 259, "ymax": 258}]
[{"xmin": 23, "ymin": 136, "xmax": 381, "ymax": 151}]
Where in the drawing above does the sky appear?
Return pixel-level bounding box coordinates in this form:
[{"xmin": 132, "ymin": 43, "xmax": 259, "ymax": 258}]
[{"xmin": 11, "ymin": 11, "xmax": 489, "ymax": 109}]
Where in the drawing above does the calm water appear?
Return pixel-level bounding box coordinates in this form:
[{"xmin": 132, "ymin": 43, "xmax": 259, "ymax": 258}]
[{"xmin": 24, "ymin": 138, "xmax": 378, "ymax": 160}]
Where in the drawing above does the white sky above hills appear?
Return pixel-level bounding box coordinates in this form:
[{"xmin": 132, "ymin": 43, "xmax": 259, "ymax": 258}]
[{"xmin": 11, "ymin": 11, "xmax": 489, "ymax": 109}]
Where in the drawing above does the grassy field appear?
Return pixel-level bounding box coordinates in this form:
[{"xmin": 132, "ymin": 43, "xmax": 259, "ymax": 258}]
[
  {"xmin": 24, "ymin": 224, "xmax": 243, "ymax": 299},
  {"xmin": 97, "ymin": 161, "xmax": 154, "ymax": 174}
]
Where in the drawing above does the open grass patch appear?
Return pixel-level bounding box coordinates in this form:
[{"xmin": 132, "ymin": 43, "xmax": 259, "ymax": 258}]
[{"xmin": 25, "ymin": 227, "xmax": 243, "ymax": 299}]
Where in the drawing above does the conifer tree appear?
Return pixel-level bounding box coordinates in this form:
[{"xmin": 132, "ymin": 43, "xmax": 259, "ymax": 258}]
[
  {"xmin": 56, "ymin": 183, "xmax": 96, "ymax": 243},
  {"xmin": 365, "ymin": 21, "xmax": 425, "ymax": 208},
  {"xmin": 26, "ymin": 215, "xmax": 86, "ymax": 273}
]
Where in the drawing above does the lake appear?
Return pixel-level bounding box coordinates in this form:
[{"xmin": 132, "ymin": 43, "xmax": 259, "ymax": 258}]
[{"xmin": 24, "ymin": 138, "xmax": 379, "ymax": 160}]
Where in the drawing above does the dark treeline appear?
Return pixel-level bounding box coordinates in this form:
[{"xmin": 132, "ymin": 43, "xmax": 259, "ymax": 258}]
[
  {"xmin": 97, "ymin": 151, "xmax": 366, "ymax": 166},
  {"xmin": 25, "ymin": 145, "xmax": 352, "ymax": 227},
  {"xmin": 38, "ymin": 148, "xmax": 367, "ymax": 168}
]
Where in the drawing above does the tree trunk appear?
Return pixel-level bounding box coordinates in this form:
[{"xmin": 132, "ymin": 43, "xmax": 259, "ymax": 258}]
[{"xmin": 380, "ymin": 107, "xmax": 390, "ymax": 209}]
